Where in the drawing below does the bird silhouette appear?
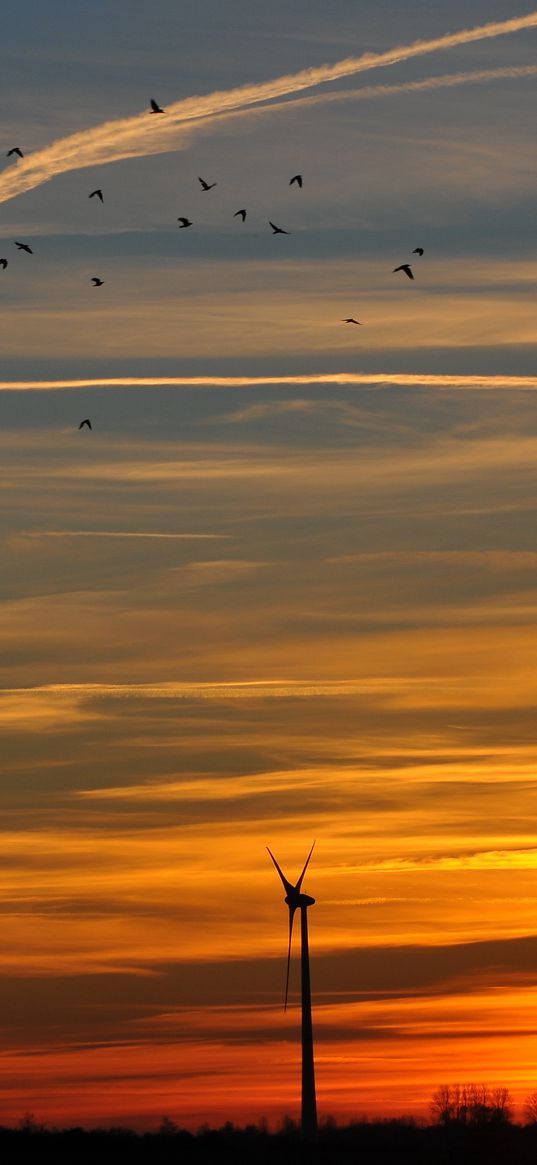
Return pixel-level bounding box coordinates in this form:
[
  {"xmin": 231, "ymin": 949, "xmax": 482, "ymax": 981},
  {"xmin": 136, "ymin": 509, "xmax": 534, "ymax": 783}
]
[
  {"xmin": 269, "ymin": 221, "xmax": 289, "ymax": 234},
  {"xmin": 89, "ymin": 189, "xmax": 104, "ymax": 203},
  {"xmin": 78, "ymin": 419, "xmax": 92, "ymax": 430},
  {"xmin": 91, "ymin": 277, "xmax": 104, "ymax": 286},
  {"xmin": 393, "ymin": 264, "xmax": 414, "ymax": 280},
  {"xmin": 412, "ymin": 247, "xmax": 424, "ymax": 256},
  {"xmin": 0, "ymin": 259, "xmax": 7, "ymax": 269},
  {"xmin": 150, "ymin": 98, "xmax": 165, "ymax": 113},
  {"xmin": 14, "ymin": 242, "xmax": 33, "ymax": 254},
  {"xmin": 289, "ymin": 174, "xmax": 303, "ymax": 188},
  {"xmin": 342, "ymin": 318, "xmax": 362, "ymax": 325},
  {"xmin": 177, "ymin": 217, "xmax": 192, "ymax": 228},
  {"xmin": 234, "ymin": 209, "xmax": 247, "ymax": 221},
  {"xmin": 6, "ymin": 147, "xmax": 23, "ymax": 158},
  {"xmin": 198, "ymin": 177, "xmax": 216, "ymax": 191}
]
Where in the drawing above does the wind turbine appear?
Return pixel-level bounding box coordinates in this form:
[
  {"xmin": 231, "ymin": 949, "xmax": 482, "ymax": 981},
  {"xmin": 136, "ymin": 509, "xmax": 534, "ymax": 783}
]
[{"xmin": 267, "ymin": 841, "xmax": 318, "ymax": 1141}]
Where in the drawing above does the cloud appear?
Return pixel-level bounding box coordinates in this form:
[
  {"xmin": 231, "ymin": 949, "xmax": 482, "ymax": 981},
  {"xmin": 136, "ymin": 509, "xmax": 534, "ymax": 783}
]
[
  {"xmin": 7, "ymin": 251, "xmax": 537, "ymax": 361},
  {"xmin": 1, "ymin": 13, "xmax": 537, "ymax": 204},
  {"xmin": 0, "ymin": 679, "xmax": 411, "ymax": 701},
  {"xmin": 5, "ymin": 371, "xmax": 537, "ymax": 391},
  {"xmin": 363, "ymin": 847, "xmax": 537, "ymax": 873},
  {"xmin": 210, "ymin": 64, "xmax": 537, "ymax": 125},
  {"xmin": 18, "ymin": 530, "xmax": 231, "ymax": 540},
  {"xmin": 329, "ymin": 549, "xmax": 537, "ymax": 571}
]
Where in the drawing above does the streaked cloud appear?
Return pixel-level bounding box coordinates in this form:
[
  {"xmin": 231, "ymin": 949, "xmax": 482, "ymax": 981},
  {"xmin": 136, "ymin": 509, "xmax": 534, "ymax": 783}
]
[
  {"xmin": 329, "ymin": 549, "xmax": 537, "ymax": 570},
  {"xmin": 202, "ymin": 64, "xmax": 537, "ymax": 137},
  {"xmin": 269, "ymin": 64, "xmax": 537, "ymax": 111},
  {"xmin": 0, "ymin": 679, "xmax": 414, "ymax": 701},
  {"xmin": 7, "ymin": 249, "xmax": 537, "ymax": 361},
  {"xmin": 5, "ymin": 371, "xmax": 537, "ymax": 390},
  {"xmin": 18, "ymin": 530, "xmax": 231, "ymax": 540}
]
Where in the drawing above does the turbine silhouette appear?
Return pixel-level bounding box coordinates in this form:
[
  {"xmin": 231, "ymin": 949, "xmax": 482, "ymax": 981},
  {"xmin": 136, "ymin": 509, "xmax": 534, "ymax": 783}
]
[{"xmin": 267, "ymin": 842, "xmax": 318, "ymax": 1141}]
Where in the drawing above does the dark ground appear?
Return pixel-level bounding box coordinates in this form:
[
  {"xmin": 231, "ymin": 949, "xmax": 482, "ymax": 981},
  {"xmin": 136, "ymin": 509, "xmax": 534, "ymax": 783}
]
[{"xmin": 1, "ymin": 1119, "xmax": 537, "ymax": 1164}]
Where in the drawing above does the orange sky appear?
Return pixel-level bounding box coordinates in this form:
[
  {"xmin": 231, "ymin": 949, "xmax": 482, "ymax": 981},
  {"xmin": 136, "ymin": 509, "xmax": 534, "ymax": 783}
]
[{"xmin": 1, "ymin": 522, "xmax": 537, "ymax": 1126}]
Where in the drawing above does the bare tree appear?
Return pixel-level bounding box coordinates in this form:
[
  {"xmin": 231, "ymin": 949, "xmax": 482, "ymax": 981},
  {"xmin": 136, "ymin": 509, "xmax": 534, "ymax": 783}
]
[
  {"xmin": 18, "ymin": 1112, "xmax": 48, "ymax": 1135},
  {"xmin": 159, "ymin": 1115, "xmax": 179, "ymax": 1136},
  {"xmin": 431, "ymin": 1084, "xmax": 455, "ymax": 1124},
  {"xmin": 524, "ymin": 1090, "xmax": 537, "ymax": 1124},
  {"xmin": 431, "ymin": 1083, "xmax": 513, "ymax": 1126},
  {"xmin": 431, "ymin": 1083, "xmax": 469, "ymax": 1124},
  {"xmin": 490, "ymin": 1086, "xmax": 513, "ymax": 1124}
]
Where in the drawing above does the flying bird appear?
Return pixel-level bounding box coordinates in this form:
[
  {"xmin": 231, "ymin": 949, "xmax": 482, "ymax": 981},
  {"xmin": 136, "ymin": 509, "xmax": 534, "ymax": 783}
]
[
  {"xmin": 89, "ymin": 189, "xmax": 103, "ymax": 203},
  {"xmin": 177, "ymin": 217, "xmax": 192, "ymax": 228},
  {"xmin": 78, "ymin": 419, "xmax": 92, "ymax": 430},
  {"xmin": 0, "ymin": 259, "xmax": 7, "ymax": 269},
  {"xmin": 91, "ymin": 277, "xmax": 104, "ymax": 286},
  {"xmin": 233, "ymin": 209, "xmax": 247, "ymax": 221},
  {"xmin": 342, "ymin": 318, "xmax": 362, "ymax": 325},
  {"xmin": 393, "ymin": 264, "xmax": 414, "ymax": 280},
  {"xmin": 269, "ymin": 221, "xmax": 289, "ymax": 234},
  {"xmin": 412, "ymin": 247, "xmax": 424, "ymax": 256},
  {"xmin": 289, "ymin": 174, "xmax": 303, "ymax": 188},
  {"xmin": 6, "ymin": 147, "xmax": 23, "ymax": 158},
  {"xmin": 198, "ymin": 177, "xmax": 216, "ymax": 191},
  {"xmin": 149, "ymin": 98, "xmax": 165, "ymax": 113},
  {"xmin": 14, "ymin": 242, "xmax": 33, "ymax": 254}
]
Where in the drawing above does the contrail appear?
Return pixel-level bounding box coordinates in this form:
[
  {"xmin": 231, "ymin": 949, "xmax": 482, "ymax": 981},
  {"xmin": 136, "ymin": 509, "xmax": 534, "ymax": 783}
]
[
  {"xmin": 0, "ymin": 679, "xmax": 419, "ymax": 701},
  {"xmin": 118, "ymin": 64, "xmax": 537, "ymax": 150},
  {"xmin": 250, "ymin": 64, "xmax": 537, "ymax": 118},
  {"xmin": 2, "ymin": 373, "xmax": 537, "ymax": 391},
  {"xmin": 1, "ymin": 12, "xmax": 536, "ymax": 205},
  {"xmin": 189, "ymin": 63, "xmax": 537, "ymax": 143},
  {"xmin": 18, "ymin": 530, "xmax": 230, "ymax": 539}
]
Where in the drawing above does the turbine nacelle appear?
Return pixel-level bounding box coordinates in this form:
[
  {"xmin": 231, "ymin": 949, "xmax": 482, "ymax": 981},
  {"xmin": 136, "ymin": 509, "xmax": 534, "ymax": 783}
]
[{"xmin": 285, "ymin": 891, "xmax": 315, "ymax": 908}]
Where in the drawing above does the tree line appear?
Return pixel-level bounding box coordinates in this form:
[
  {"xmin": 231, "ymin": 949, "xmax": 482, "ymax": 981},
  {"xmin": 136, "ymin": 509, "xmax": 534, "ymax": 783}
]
[
  {"xmin": 2, "ymin": 1086, "xmax": 537, "ymax": 1164},
  {"xmin": 431, "ymin": 1082, "xmax": 531, "ymax": 1125}
]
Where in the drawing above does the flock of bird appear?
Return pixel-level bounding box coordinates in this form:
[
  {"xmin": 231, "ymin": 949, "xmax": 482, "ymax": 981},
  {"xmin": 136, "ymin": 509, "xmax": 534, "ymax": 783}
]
[{"xmin": 3, "ymin": 98, "xmax": 425, "ymax": 428}]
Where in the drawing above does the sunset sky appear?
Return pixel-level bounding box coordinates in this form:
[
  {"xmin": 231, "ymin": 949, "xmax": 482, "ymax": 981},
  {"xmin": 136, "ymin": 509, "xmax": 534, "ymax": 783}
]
[{"xmin": 2, "ymin": 0, "xmax": 537, "ymax": 1131}]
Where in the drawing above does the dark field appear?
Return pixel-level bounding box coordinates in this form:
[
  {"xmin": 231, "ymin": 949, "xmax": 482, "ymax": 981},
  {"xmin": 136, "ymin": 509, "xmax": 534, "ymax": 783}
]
[{"xmin": 2, "ymin": 1118, "xmax": 537, "ymax": 1165}]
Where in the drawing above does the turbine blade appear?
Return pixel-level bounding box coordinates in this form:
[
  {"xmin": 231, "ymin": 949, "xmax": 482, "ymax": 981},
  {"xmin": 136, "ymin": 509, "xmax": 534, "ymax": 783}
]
[
  {"xmin": 284, "ymin": 904, "xmax": 296, "ymax": 1012},
  {"xmin": 295, "ymin": 840, "xmax": 316, "ymax": 892},
  {"xmin": 267, "ymin": 847, "xmax": 295, "ymax": 895}
]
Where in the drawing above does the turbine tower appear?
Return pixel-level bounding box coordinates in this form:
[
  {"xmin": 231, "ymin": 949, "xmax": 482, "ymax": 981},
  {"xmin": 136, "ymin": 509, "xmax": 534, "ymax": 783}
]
[{"xmin": 267, "ymin": 841, "xmax": 318, "ymax": 1141}]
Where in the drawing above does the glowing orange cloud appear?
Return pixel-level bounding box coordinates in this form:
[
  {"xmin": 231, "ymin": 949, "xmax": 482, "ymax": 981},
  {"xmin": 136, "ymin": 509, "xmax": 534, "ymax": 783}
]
[{"xmin": 4, "ymin": 372, "xmax": 537, "ymax": 391}]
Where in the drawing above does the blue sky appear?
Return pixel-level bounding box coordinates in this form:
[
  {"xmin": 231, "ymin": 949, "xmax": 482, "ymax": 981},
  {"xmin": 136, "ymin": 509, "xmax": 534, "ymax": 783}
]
[{"xmin": 3, "ymin": 3, "xmax": 537, "ymax": 389}]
